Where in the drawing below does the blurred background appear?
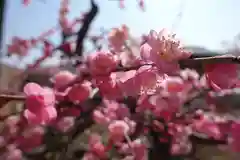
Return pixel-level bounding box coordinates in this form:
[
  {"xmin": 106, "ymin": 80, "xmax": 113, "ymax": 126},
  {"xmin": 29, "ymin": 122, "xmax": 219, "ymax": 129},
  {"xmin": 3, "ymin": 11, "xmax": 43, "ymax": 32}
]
[{"xmin": 1, "ymin": 0, "xmax": 240, "ymax": 159}]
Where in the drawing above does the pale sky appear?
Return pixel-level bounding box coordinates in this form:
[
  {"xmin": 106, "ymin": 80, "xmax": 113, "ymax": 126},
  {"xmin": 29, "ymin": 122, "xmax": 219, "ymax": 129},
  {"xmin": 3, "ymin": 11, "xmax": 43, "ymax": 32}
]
[{"xmin": 2, "ymin": 0, "xmax": 240, "ymax": 67}]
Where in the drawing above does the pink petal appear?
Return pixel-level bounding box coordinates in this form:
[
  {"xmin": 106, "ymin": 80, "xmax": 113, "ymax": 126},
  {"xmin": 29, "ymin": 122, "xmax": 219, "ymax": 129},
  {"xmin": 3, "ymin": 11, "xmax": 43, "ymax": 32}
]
[
  {"xmin": 24, "ymin": 107, "xmax": 57, "ymax": 125},
  {"xmin": 44, "ymin": 107, "xmax": 57, "ymax": 121},
  {"xmin": 24, "ymin": 83, "xmax": 43, "ymax": 95},
  {"xmin": 25, "ymin": 95, "xmax": 45, "ymax": 113},
  {"xmin": 23, "ymin": 110, "xmax": 43, "ymax": 125},
  {"xmin": 42, "ymin": 88, "xmax": 55, "ymax": 106}
]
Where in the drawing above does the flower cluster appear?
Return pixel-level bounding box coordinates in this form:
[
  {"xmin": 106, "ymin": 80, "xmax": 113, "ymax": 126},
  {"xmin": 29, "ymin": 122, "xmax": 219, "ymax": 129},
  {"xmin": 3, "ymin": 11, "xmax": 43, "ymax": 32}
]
[{"xmin": 2, "ymin": 0, "xmax": 240, "ymax": 160}]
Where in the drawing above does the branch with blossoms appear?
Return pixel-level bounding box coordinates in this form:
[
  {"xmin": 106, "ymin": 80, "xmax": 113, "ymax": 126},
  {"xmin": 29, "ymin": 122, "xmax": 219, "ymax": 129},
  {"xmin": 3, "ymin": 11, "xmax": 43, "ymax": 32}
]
[
  {"xmin": 3, "ymin": 0, "xmax": 240, "ymax": 160},
  {"xmin": 1, "ymin": 49, "xmax": 240, "ymax": 160},
  {"xmin": 7, "ymin": 0, "xmax": 101, "ymax": 88}
]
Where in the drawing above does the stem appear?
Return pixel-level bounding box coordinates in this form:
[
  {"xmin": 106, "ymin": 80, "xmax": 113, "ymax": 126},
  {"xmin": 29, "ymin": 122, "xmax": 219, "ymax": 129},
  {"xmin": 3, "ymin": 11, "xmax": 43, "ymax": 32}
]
[
  {"xmin": 182, "ymin": 55, "xmax": 240, "ymax": 64},
  {"xmin": 75, "ymin": 0, "xmax": 99, "ymax": 57},
  {"xmin": 0, "ymin": 0, "xmax": 6, "ymax": 87},
  {"xmin": 0, "ymin": 94, "xmax": 25, "ymax": 101}
]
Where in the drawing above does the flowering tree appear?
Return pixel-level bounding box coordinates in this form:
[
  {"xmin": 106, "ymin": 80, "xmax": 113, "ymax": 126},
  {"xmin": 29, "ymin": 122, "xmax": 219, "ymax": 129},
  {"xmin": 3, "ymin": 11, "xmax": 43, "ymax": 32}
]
[{"xmin": 1, "ymin": 0, "xmax": 240, "ymax": 160}]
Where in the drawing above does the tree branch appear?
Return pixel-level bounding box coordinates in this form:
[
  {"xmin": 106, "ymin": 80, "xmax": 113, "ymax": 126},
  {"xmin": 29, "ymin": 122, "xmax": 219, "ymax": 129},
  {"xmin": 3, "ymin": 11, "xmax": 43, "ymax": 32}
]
[
  {"xmin": 182, "ymin": 55, "xmax": 240, "ymax": 64},
  {"xmin": 75, "ymin": 0, "xmax": 99, "ymax": 57}
]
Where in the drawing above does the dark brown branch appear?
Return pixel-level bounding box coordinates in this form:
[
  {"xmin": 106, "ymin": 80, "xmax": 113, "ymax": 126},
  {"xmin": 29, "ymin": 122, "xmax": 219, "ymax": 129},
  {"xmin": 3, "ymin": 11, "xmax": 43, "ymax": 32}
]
[
  {"xmin": 182, "ymin": 55, "xmax": 240, "ymax": 64},
  {"xmin": 190, "ymin": 134, "xmax": 227, "ymax": 145},
  {"xmin": 0, "ymin": 94, "xmax": 25, "ymax": 101},
  {"xmin": 75, "ymin": 0, "xmax": 99, "ymax": 57}
]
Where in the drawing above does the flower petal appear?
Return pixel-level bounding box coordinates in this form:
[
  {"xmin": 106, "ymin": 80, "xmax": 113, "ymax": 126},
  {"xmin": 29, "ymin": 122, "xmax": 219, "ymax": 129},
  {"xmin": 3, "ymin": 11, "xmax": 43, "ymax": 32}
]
[{"xmin": 23, "ymin": 83, "xmax": 43, "ymax": 95}]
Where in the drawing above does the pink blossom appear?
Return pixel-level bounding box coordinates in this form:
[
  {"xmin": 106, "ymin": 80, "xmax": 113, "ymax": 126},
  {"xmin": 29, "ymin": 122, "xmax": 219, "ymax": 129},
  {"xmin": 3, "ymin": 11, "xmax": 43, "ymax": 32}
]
[
  {"xmin": 93, "ymin": 110, "xmax": 110, "ymax": 125},
  {"xmin": 82, "ymin": 153, "xmax": 99, "ymax": 160},
  {"xmin": 205, "ymin": 63, "xmax": 238, "ymax": 91},
  {"xmin": 140, "ymin": 29, "xmax": 191, "ymax": 74},
  {"xmin": 108, "ymin": 25, "xmax": 128, "ymax": 52},
  {"xmin": 2, "ymin": 116, "xmax": 20, "ymax": 138},
  {"xmin": 132, "ymin": 139, "xmax": 147, "ymax": 160},
  {"xmin": 160, "ymin": 76, "xmax": 186, "ymax": 93},
  {"xmin": 55, "ymin": 116, "xmax": 75, "ymax": 133},
  {"xmin": 51, "ymin": 70, "xmax": 77, "ymax": 89},
  {"xmin": 180, "ymin": 69, "xmax": 199, "ymax": 81},
  {"xmin": 87, "ymin": 51, "xmax": 119, "ymax": 75},
  {"xmin": 94, "ymin": 74, "xmax": 123, "ymax": 99},
  {"xmin": 89, "ymin": 133, "xmax": 102, "ymax": 147},
  {"xmin": 88, "ymin": 134, "xmax": 107, "ymax": 158},
  {"xmin": 91, "ymin": 142, "xmax": 106, "ymax": 158},
  {"xmin": 108, "ymin": 120, "xmax": 130, "ymax": 142},
  {"xmin": 7, "ymin": 24, "xmax": 240, "ymax": 159},
  {"xmin": 67, "ymin": 81, "xmax": 92, "ymax": 103},
  {"xmin": 230, "ymin": 122, "xmax": 240, "ymax": 152},
  {"xmin": 23, "ymin": 0, "xmax": 31, "ymax": 6},
  {"xmin": 116, "ymin": 104, "xmax": 130, "ymax": 119},
  {"xmin": 146, "ymin": 94, "xmax": 182, "ymax": 120},
  {"xmin": 119, "ymin": 139, "xmax": 147, "ymax": 160},
  {"xmin": 169, "ymin": 125, "xmax": 192, "ymax": 155},
  {"xmin": 5, "ymin": 146, "xmax": 22, "ymax": 160},
  {"xmin": 16, "ymin": 126, "xmax": 44, "ymax": 152},
  {"xmin": 7, "ymin": 37, "xmax": 30, "ymax": 57},
  {"xmin": 23, "ymin": 83, "xmax": 57, "ymax": 125},
  {"xmin": 193, "ymin": 118, "xmax": 222, "ymax": 139},
  {"xmin": 118, "ymin": 65, "xmax": 160, "ymax": 96},
  {"xmin": 24, "ymin": 103, "xmax": 57, "ymax": 125},
  {"xmin": 119, "ymin": 51, "xmax": 141, "ymax": 67}
]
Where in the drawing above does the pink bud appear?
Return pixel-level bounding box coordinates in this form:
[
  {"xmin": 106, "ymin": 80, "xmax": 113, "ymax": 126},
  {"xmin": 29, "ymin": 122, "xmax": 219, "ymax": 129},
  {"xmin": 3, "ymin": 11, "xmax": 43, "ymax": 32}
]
[
  {"xmin": 67, "ymin": 82, "xmax": 92, "ymax": 103},
  {"xmin": 108, "ymin": 120, "xmax": 130, "ymax": 142},
  {"xmin": 55, "ymin": 117, "xmax": 74, "ymax": 133},
  {"xmin": 51, "ymin": 70, "xmax": 77, "ymax": 89},
  {"xmin": 93, "ymin": 110, "xmax": 109, "ymax": 125},
  {"xmin": 87, "ymin": 52, "xmax": 119, "ymax": 75}
]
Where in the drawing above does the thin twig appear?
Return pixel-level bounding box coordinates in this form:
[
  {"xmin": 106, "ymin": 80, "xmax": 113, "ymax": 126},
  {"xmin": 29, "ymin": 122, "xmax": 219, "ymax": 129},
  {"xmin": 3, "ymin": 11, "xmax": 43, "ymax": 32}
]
[
  {"xmin": 183, "ymin": 55, "xmax": 240, "ymax": 64},
  {"xmin": 0, "ymin": 94, "xmax": 25, "ymax": 101},
  {"xmin": 75, "ymin": 0, "xmax": 99, "ymax": 57}
]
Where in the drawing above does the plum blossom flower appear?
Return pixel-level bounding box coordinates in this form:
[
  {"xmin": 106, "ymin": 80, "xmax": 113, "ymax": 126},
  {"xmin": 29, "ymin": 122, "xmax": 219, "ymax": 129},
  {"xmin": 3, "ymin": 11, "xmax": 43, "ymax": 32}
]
[
  {"xmin": 192, "ymin": 117, "xmax": 222, "ymax": 139},
  {"xmin": 54, "ymin": 116, "xmax": 75, "ymax": 133},
  {"xmin": 67, "ymin": 81, "xmax": 92, "ymax": 103},
  {"xmin": 108, "ymin": 25, "xmax": 129, "ymax": 52},
  {"xmin": 94, "ymin": 74, "xmax": 123, "ymax": 99},
  {"xmin": 108, "ymin": 120, "xmax": 130, "ymax": 143},
  {"xmin": 140, "ymin": 29, "xmax": 191, "ymax": 74},
  {"xmin": 93, "ymin": 110, "xmax": 110, "ymax": 125},
  {"xmin": 4, "ymin": 144, "xmax": 22, "ymax": 160},
  {"xmin": 169, "ymin": 125, "xmax": 192, "ymax": 155},
  {"xmin": 205, "ymin": 63, "xmax": 239, "ymax": 91},
  {"xmin": 2, "ymin": 116, "xmax": 20, "ymax": 138},
  {"xmin": 16, "ymin": 126, "xmax": 44, "ymax": 152},
  {"xmin": 23, "ymin": 83, "xmax": 57, "ymax": 125},
  {"xmin": 160, "ymin": 76, "xmax": 186, "ymax": 93},
  {"xmin": 140, "ymin": 94, "xmax": 183, "ymax": 121},
  {"xmin": 119, "ymin": 139, "xmax": 147, "ymax": 160},
  {"xmin": 51, "ymin": 70, "xmax": 77, "ymax": 89},
  {"xmin": 87, "ymin": 51, "xmax": 119, "ymax": 75},
  {"xmin": 117, "ymin": 65, "xmax": 160, "ymax": 96},
  {"xmin": 7, "ymin": 37, "xmax": 30, "ymax": 57},
  {"xmin": 230, "ymin": 122, "xmax": 240, "ymax": 152},
  {"xmin": 82, "ymin": 153, "xmax": 99, "ymax": 160},
  {"xmin": 87, "ymin": 134, "xmax": 107, "ymax": 159}
]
